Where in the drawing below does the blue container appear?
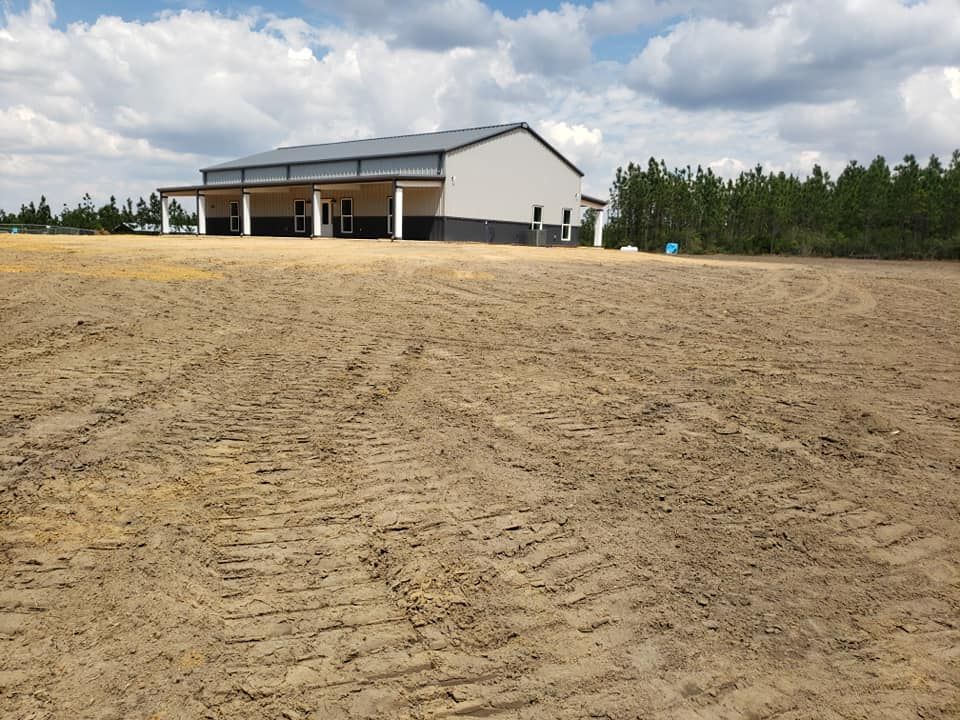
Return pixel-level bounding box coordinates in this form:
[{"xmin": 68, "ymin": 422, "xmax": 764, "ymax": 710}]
[{"xmin": 665, "ymin": 242, "xmax": 679, "ymax": 255}]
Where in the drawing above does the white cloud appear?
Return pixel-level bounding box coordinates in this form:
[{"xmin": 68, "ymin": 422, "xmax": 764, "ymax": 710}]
[
  {"xmin": 628, "ymin": 0, "xmax": 960, "ymax": 109},
  {"xmin": 306, "ymin": 0, "xmax": 499, "ymax": 50},
  {"xmin": 541, "ymin": 120, "xmax": 603, "ymax": 168},
  {"xmin": 499, "ymin": 4, "xmax": 592, "ymax": 76},
  {"xmin": 0, "ymin": 105, "xmax": 175, "ymax": 160},
  {"xmin": 585, "ymin": 0, "xmax": 672, "ymax": 35},
  {"xmin": 0, "ymin": 0, "xmax": 958, "ymax": 212},
  {"xmin": 948, "ymin": 67, "xmax": 960, "ymax": 99},
  {"xmin": 708, "ymin": 157, "xmax": 747, "ymax": 178},
  {"xmin": 542, "ymin": 121, "xmax": 602, "ymax": 148},
  {"xmin": 900, "ymin": 66, "xmax": 960, "ymax": 151},
  {"xmin": 0, "ymin": 2, "xmax": 533, "ymax": 207}
]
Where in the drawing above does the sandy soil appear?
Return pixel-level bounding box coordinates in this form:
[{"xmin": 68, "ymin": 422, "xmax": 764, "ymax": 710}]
[{"xmin": 1, "ymin": 234, "xmax": 958, "ymax": 720}]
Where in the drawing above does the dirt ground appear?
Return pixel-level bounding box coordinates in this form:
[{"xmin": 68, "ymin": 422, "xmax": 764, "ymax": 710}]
[{"xmin": 1, "ymin": 234, "xmax": 958, "ymax": 720}]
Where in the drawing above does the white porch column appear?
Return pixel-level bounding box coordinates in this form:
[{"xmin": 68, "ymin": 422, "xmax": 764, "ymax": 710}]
[
  {"xmin": 242, "ymin": 192, "xmax": 251, "ymax": 236},
  {"xmin": 160, "ymin": 195, "xmax": 170, "ymax": 234},
  {"xmin": 197, "ymin": 194, "xmax": 206, "ymax": 235},
  {"xmin": 394, "ymin": 186, "xmax": 404, "ymax": 240},
  {"xmin": 312, "ymin": 187, "xmax": 321, "ymax": 237},
  {"xmin": 593, "ymin": 208, "xmax": 604, "ymax": 248}
]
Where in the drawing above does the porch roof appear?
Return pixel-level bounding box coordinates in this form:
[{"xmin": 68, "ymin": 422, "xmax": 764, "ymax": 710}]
[
  {"xmin": 580, "ymin": 194, "xmax": 608, "ymax": 210},
  {"xmin": 158, "ymin": 174, "xmax": 445, "ymax": 197}
]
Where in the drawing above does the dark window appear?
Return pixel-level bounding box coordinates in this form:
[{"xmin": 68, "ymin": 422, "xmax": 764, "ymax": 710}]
[
  {"xmin": 294, "ymin": 199, "xmax": 306, "ymax": 233},
  {"xmin": 341, "ymin": 198, "xmax": 353, "ymax": 234},
  {"xmin": 561, "ymin": 208, "xmax": 572, "ymax": 240},
  {"xmin": 531, "ymin": 205, "xmax": 543, "ymax": 230},
  {"xmin": 229, "ymin": 201, "xmax": 239, "ymax": 233},
  {"xmin": 387, "ymin": 196, "xmax": 393, "ymax": 235},
  {"xmin": 321, "ymin": 201, "xmax": 330, "ymax": 226}
]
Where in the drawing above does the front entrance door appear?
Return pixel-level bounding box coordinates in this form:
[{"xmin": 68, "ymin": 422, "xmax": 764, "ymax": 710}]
[{"xmin": 319, "ymin": 199, "xmax": 333, "ymax": 237}]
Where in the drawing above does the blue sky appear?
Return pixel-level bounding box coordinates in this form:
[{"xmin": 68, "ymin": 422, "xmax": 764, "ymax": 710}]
[
  {"xmin": 45, "ymin": 1, "xmax": 580, "ymax": 24},
  {"xmin": 48, "ymin": 1, "xmax": 568, "ymax": 16},
  {"xmin": 1, "ymin": 0, "xmax": 958, "ymax": 209},
  {"xmin": 31, "ymin": 0, "xmax": 660, "ymax": 61}
]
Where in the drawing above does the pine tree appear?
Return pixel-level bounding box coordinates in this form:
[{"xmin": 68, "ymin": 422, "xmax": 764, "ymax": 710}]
[{"xmin": 605, "ymin": 149, "xmax": 959, "ymax": 259}]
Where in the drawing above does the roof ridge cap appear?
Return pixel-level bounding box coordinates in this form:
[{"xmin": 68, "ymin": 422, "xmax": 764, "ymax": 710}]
[{"xmin": 275, "ymin": 122, "xmax": 525, "ymax": 151}]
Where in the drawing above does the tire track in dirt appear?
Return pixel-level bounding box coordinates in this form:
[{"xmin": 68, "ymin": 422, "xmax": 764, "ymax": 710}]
[
  {"xmin": 202, "ymin": 345, "xmax": 446, "ymax": 716},
  {"xmin": 0, "ymin": 324, "xmax": 439, "ymax": 718},
  {"xmin": 0, "ymin": 306, "xmax": 278, "ymax": 717},
  {"xmin": 325, "ymin": 346, "xmax": 674, "ymax": 718},
  {"xmin": 0, "ymin": 270, "xmax": 389, "ymax": 717},
  {"xmin": 3, "ymin": 240, "xmax": 958, "ymax": 719},
  {"xmin": 404, "ymin": 338, "xmax": 959, "ymax": 718},
  {"xmin": 320, "ymin": 342, "xmax": 572, "ymax": 717},
  {"xmin": 163, "ymin": 331, "xmax": 454, "ymax": 718}
]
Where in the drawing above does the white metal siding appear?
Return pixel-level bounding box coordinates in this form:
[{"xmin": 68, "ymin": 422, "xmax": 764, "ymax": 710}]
[
  {"xmin": 317, "ymin": 184, "xmax": 440, "ymax": 217},
  {"xmin": 249, "ymin": 188, "xmax": 312, "ymax": 216},
  {"xmin": 204, "ymin": 194, "xmax": 241, "ymax": 218},
  {"xmin": 403, "ymin": 187, "xmax": 441, "ymax": 216},
  {"xmin": 443, "ymin": 129, "xmax": 582, "ymax": 226},
  {"xmin": 319, "ymin": 184, "xmax": 389, "ymax": 217}
]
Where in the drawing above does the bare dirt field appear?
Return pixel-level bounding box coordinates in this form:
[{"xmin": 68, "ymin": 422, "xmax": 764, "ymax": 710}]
[{"xmin": 1, "ymin": 234, "xmax": 958, "ymax": 720}]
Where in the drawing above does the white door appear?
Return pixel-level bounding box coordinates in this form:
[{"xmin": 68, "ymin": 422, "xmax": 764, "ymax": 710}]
[{"xmin": 319, "ymin": 199, "xmax": 333, "ymax": 236}]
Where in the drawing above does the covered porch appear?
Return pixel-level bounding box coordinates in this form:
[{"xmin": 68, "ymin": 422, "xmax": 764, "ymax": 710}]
[
  {"xmin": 159, "ymin": 178, "xmax": 443, "ymax": 240},
  {"xmin": 580, "ymin": 194, "xmax": 608, "ymax": 247}
]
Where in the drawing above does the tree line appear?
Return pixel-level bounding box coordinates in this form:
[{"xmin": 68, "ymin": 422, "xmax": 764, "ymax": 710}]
[
  {"xmin": 0, "ymin": 192, "xmax": 197, "ymax": 232},
  {"xmin": 590, "ymin": 151, "xmax": 960, "ymax": 259}
]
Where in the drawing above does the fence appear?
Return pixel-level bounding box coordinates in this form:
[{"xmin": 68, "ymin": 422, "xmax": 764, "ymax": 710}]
[{"xmin": 0, "ymin": 224, "xmax": 96, "ymax": 235}]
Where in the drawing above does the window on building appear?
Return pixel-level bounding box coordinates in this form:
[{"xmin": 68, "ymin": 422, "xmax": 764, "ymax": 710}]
[
  {"xmin": 294, "ymin": 199, "xmax": 306, "ymax": 233},
  {"xmin": 341, "ymin": 197, "xmax": 353, "ymax": 233},
  {"xmin": 561, "ymin": 208, "xmax": 572, "ymax": 241},
  {"xmin": 229, "ymin": 201, "xmax": 239, "ymax": 233},
  {"xmin": 531, "ymin": 205, "xmax": 543, "ymax": 230},
  {"xmin": 387, "ymin": 196, "xmax": 393, "ymax": 235}
]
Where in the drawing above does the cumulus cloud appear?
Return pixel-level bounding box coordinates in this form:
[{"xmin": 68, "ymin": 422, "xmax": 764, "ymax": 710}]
[
  {"xmin": 707, "ymin": 157, "xmax": 747, "ymax": 178},
  {"xmin": 0, "ymin": 0, "xmax": 958, "ymax": 212},
  {"xmin": 585, "ymin": 0, "xmax": 672, "ymax": 35},
  {"xmin": 499, "ymin": 5, "xmax": 593, "ymax": 76},
  {"xmin": 542, "ymin": 121, "xmax": 602, "ymax": 148},
  {"xmin": 541, "ymin": 120, "xmax": 603, "ymax": 167},
  {"xmin": 307, "ymin": 0, "xmax": 499, "ymax": 50},
  {"xmin": 628, "ymin": 0, "xmax": 960, "ymax": 109},
  {"xmin": 0, "ymin": 1, "xmax": 549, "ymax": 206},
  {"xmin": 900, "ymin": 66, "xmax": 960, "ymax": 152}
]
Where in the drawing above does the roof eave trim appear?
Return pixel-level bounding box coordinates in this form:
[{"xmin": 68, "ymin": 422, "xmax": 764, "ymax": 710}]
[{"xmin": 157, "ymin": 174, "xmax": 446, "ymax": 194}]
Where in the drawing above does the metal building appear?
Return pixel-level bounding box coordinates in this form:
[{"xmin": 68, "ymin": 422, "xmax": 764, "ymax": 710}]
[{"xmin": 157, "ymin": 122, "xmax": 607, "ymax": 246}]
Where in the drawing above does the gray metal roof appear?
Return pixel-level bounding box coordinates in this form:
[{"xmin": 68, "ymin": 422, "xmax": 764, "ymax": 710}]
[{"xmin": 202, "ymin": 122, "xmax": 526, "ymax": 172}]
